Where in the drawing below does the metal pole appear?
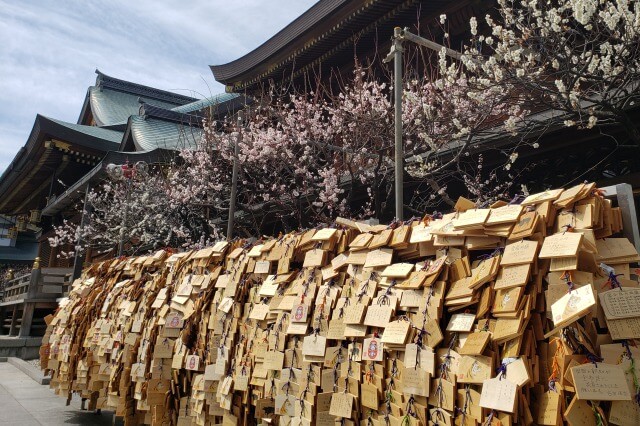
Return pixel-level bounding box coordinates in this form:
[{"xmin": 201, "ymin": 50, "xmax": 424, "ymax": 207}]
[
  {"xmin": 227, "ymin": 111, "xmax": 243, "ymax": 240},
  {"xmin": 393, "ymin": 27, "xmax": 404, "ymax": 221},
  {"xmin": 117, "ymin": 180, "xmax": 130, "ymax": 257},
  {"xmin": 401, "ymin": 29, "xmax": 463, "ymax": 60},
  {"xmin": 72, "ymin": 184, "xmax": 92, "ymax": 279}
]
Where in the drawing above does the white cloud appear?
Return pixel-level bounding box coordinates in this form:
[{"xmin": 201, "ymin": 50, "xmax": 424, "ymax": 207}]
[{"xmin": 0, "ymin": 0, "xmax": 316, "ymax": 171}]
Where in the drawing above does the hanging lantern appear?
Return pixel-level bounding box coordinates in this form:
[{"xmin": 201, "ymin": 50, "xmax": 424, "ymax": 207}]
[
  {"xmin": 122, "ymin": 163, "xmax": 133, "ymax": 179},
  {"xmin": 16, "ymin": 217, "xmax": 27, "ymax": 231},
  {"xmin": 29, "ymin": 209, "xmax": 41, "ymax": 224},
  {"xmin": 7, "ymin": 227, "xmax": 18, "ymax": 239},
  {"xmin": 106, "ymin": 163, "xmax": 124, "ymax": 180},
  {"xmin": 134, "ymin": 161, "xmax": 148, "ymax": 176}
]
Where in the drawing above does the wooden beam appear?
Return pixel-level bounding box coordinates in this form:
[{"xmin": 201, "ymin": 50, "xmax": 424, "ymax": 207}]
[
  {"xmin": 13, "ymin": 157, "xmax": 70, "ymax": 214},
  {"xmin": 0, "ymin": 146, "xmax": 56, "ymax": 212}
]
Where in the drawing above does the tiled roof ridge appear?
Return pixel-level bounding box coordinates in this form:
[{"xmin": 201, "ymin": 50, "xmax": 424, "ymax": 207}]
[
  {"xmin": 138, "ymin": 102, "xmax": 205, "ymax": 126},
  {"xmin": 170, "ymin": 93, "xmax": 242, "ymax": 113},
  {"xmin": 42, "ymin": 115, "xmax": 124, "ymax": 142},
  {"xmin": 95, "ymin": 69, "xmax": 198, "ymax": 106}
]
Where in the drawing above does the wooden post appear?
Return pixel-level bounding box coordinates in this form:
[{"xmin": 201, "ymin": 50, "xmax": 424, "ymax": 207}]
[
  {"xmin": 0, "ymin": 307, "xmax": 6, "ymax": 336},
  {"xmin": 49, "ymin": 244, "xmax": 58, "ymax": 268},
  {"xmin": 18, "ymin": 258, "xmax": 40, "ymax": 338},
  {"xmin": 8, "ymin": 305, "xmax": 19, "ymax": 336}
]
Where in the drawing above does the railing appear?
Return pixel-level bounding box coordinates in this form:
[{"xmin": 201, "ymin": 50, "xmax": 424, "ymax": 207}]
[
  {"xmin": 0, "ymin": 259, "xmax": 74, "ymax": 337},
  {"xmin": 0, "ymin": 266, "xmax": 73, "ymax": 304},
  {"xmin": 0, "ymin": 272, "xmax": 32, "ymax": 303}
]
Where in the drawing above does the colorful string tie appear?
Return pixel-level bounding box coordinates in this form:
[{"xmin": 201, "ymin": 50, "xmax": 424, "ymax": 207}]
[
  {"xmin": 298, "ymin": 397, "xmax": 306, "ymax": 417},
  {"xmin": 455, "ymin": 384, "xmax": 473, "ymax": 425},
  {"xmin": 601, "ymin": 263, "xmax": 623, "ymax": 290},
  {"xmin": 562, "ymin": 329, "xmax": 603, "ymax": 367},
  {"xmin": 403, "ymin": 216, "xmax": 417, "ymax": 226},
  {"xmin": 547, "ymin": 337, "xmax": 564, "ymax": 392},
  {"xmin": 621, "ymin": 340, "xmax": 640, "ymax": 406},
  {"xmin": 366, "ymin": 416, "xmax": 375, "ymax": 426},
  {"xmin": 496, "ymin": 359, "xmax": 509, "ymax": 380},
  {"xmin": 590, "ymin": 401, "xmax": 605, "ymax": 426},
  {"xmin": 477, "ymin": 246, "xmax": 503, "ymax": 263},
  {"xmin": 331, "ymin": 368, "xmax": 340, "ymax": 393},
  {"xmin": 417, "ymin": 325, "xmax": 430, "ymax": 351},
  {"xmin": 508, "ymin": 193, "xmax": 525, "ymax": 205},
  {"xmin": 561, "ymin": 271, "xmax": 575, "ymax": 292},
  {"xmin": 439, "ymin": 333, "xmax": 457, "ymax": 381},
  {"xmin": 497, "ymin": 357, "xmax": 518, "ymax": 381},
  {"xmin": 365, "ymin": 363, "xmax": 375, "ymax": 384},
  {"xmin": 414, "ymin": 326, "xmax": 430, "ymax": 352},
  {"xmin": 391, "ymin": 358, "xmax": 399, "ymax": 379},
  {"xmin": 561, "ymin": 224, "xmax": 574, "ymax": 234},
  {"xmin": 377, "ymin": 279, "xmax": 397, "ymax": 306},
  {"xmin": 384, "ymin": 390, "xmax": 394, "ymax": 424},
  {"xmin": 482, "ymin": 410, "xmax": 501, "ymax": 426},
  {"xmin": 455, "ymin": 407, "xmax": 467, "ymax": 425},
  {"xmin": 434, "ymin": 376, "xmax": 444, "ymax": 408},
  {"xmin": 401, "ymin": 396, "xmax": 417, "ymax": 426},
  {"xmin": 585, "ymin": 351, "xmax": 603, "ymax": 367},
  {"xmin": 463, "ymin": 384, "xmax": 472, "ymax": 413},
  {"xmin": 430, "ymin": 408, "xmax": 446, "ymax": 425}
]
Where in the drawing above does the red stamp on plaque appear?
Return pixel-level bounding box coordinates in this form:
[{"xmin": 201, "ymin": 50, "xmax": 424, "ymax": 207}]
[
  {"xmin": 292, "ymin": 304, "xmax": 308, "ymax": 322},
  {"xmin": 367, "ymin": 339, "xmax": 379, "ymax": 359}
]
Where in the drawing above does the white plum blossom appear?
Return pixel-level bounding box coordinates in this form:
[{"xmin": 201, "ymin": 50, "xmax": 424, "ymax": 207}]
[
  {"xmin": 459, "ymin": 0, "xmax": 640, "ymax": 145},
  {"xmin": 470, "ymin": 17, "xmax": 478, "ymax": 36}
]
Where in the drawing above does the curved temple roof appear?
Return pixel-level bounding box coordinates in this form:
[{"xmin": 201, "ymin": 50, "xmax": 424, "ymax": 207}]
[
  {"xmin": 119, "ymin": 94, "xmax": 247, "ymax": 152},
  {"xmin": 87, "ymin": 86, "xmax": 185, "ymax": 127},
  {"xmin": 127, "ymin": 116, "xmax": 203, "ymax": 152},
  {"xmin": 0, "ymin": 115, "xmax": 123, "ymax": 215},
  {"xmin": 211, "ymin": 0, "xmax": 348, "ymax": 82},
  {"xmin": 210, "ymin": 0, "xmax": 468, "ymax": 92},
  {"xmin": 0, "ymin": 70, "xmax": 245, "ymax": 217},
  {"xmin": 78, "ymin": 70, "xmax": 199, "ymax": 127}
]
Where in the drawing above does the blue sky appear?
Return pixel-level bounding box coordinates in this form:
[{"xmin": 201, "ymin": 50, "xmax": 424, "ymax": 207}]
[{"xmin": 0, "ymin": 0, "xmax": 316, "ymax": 172}]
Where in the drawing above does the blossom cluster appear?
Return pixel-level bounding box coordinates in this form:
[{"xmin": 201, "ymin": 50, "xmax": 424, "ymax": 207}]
[{"xmin": 461, "ymin": 0, "xmax": 640, "ymax": 136}]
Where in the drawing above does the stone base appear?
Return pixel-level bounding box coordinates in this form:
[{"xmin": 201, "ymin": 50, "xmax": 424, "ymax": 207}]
[
  {"xmin": 0, "ymin": 357, "xmax": 50, "ymax": 384},
  {"xmin": 0, "ymin": 336, "xmax": 42, "ymax": 360}
]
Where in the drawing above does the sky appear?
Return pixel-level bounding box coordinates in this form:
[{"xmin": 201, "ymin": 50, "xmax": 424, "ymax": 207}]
[{"xmin": 0, "ymin": 0, "xmax": 317, "ymax": 172}]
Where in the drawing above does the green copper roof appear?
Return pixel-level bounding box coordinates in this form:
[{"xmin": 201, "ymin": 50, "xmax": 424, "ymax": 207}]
[
  {"xmin": 89, "ymin": 86, "xmax": 187, "ymax": 127},
  {"xmin": 45, "ymin": 116, "xmax": 124, "ymax": 145},
  {"xmin": 129, "ymin": 116, "xmax": 202, "ymax": 152},
  {"xmin": 171, "ymin": 93, "xmax": 241, "ymax": 114}
]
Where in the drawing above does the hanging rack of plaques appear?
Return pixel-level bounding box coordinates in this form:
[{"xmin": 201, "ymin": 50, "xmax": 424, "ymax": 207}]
[{"xmin": 41, "ymin": 182, "xmax": 640, "ymax": 426}]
